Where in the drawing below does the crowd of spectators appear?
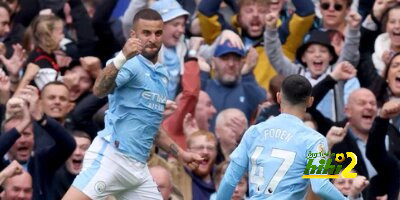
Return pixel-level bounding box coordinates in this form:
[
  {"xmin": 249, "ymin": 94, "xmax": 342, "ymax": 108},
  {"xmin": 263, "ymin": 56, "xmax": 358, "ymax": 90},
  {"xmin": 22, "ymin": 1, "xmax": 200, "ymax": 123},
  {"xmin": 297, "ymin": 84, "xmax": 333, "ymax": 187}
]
[{"xmin": 0, "ymin": 0, "xmax": 399, "ymax": 199}]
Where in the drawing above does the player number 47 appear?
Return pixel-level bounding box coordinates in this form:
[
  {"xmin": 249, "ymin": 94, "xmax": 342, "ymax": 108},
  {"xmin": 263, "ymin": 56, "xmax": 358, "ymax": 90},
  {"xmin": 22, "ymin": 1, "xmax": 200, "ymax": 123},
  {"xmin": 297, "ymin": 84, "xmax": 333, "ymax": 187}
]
[{"xmin": 250, "ymin": 147, "xmax": 296, "ymax": 194}]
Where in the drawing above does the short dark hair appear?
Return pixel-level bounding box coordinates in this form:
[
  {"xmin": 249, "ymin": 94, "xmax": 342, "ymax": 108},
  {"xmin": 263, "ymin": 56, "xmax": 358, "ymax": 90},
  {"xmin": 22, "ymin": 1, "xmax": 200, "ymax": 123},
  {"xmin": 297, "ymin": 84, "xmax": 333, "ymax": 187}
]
[
  {"xmin": 41, "ymin": 81, "xmax": 70, "ymax": 96},
  {"xmin": 132, "ymin": 8, "xmax": 162, "ymax": 27},
  {"xmin": 72, "ymin": 130, "xmax": 91, "ymax": 141},
  {"xmin": 281, "ymin": 75, "xmax": 312, "ymax": 105},
  {"xmin": 0, "ymin": 1, "xmax": 11, "ymax": 15}
]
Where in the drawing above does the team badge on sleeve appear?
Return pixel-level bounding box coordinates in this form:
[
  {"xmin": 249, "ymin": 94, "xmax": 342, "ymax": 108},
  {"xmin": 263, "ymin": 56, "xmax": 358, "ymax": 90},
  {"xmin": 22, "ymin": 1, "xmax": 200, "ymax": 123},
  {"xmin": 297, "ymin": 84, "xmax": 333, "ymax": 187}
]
[{"xmin": 317, "ymin": 143, "xmax": 325, "ymax": 154}]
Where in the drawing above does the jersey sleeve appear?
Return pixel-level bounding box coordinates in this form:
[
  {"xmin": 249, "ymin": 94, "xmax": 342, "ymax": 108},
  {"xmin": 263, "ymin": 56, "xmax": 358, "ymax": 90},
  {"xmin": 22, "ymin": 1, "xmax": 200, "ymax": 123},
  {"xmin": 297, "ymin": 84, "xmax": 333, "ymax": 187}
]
[
  {"xmin": 216, "ymin": 161, "xmax": 247, "ymax": 200},
  {"xmin": 115, "ymin": 61, "xmax": 136, "ymax": 88},
  {"xmin": 308, "ymin": 137, "xmax": 347, "ymax": 199},
  {"xmin": 306, "ymin": 137, "xmax": 329, "ymax": 165}
]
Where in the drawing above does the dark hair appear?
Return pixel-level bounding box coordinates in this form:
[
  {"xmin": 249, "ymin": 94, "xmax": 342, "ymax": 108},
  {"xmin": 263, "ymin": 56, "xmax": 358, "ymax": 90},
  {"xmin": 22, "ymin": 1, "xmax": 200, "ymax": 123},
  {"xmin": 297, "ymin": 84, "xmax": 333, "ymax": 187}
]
[
  {"xmin": 281, "ymin": 75, "xmax": 312, "ymax": 105},
  {"xmin": 384, "ymin": 51, "xmax": 400, "ymax": 80},
  {"xmin": 132, "ymin": 8, "xmax": 162, "ymax": 27},
  {"xmin": 72, "ymin": 130, "xmax": 91, "ymax": 141},
  {"xmin": 381, "ymin": 3, "xmax": 400, "ymax": 32},
  {"xmin": 0, "ymin": 1, "xmax": 11, "ymax": 15}
]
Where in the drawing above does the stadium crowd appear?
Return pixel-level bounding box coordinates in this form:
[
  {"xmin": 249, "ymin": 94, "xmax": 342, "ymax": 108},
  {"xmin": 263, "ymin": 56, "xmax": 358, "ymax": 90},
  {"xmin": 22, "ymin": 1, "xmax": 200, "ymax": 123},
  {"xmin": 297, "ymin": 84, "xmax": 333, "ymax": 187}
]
[{"xmin": 0, "ymin": 0, "xmax": 399, "ymax": 199}]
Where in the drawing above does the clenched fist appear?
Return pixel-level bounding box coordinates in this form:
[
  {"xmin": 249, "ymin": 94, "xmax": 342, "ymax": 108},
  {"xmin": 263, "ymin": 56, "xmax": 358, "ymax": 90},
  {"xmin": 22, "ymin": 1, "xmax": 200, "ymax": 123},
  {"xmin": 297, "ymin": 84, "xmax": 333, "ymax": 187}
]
[
  {"xmin": 122, "ymin": 38, "xmax": 144, "ymax": 59},
  {"xmin": 265, "ymin": 13, "xmax": 279, "ymax": 29}
]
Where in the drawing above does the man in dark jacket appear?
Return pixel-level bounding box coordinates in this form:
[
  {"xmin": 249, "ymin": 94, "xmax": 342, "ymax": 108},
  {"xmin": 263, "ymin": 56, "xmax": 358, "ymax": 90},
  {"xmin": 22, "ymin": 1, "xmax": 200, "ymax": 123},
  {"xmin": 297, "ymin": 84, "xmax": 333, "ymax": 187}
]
[
  {"xmin": 53, "ymin": 130, "xmax": 91, "ymax": 199},
  {"xmin": 201, "ymin": 40, "xmax": 266, "ymax": 131},
  {"xmin": 0, "ymin": 90, "xmax": 76, "ymax": 200},
  {"xmin": 308, "ymin": 73, "xmax": 400, "ymax": 199}
]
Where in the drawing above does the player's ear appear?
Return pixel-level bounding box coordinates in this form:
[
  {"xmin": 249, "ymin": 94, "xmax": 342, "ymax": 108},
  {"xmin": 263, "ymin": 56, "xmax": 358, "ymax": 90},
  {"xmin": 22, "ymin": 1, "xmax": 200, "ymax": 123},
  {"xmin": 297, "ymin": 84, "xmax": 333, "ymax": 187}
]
[
  {"xmin": 306, "ymin": 96, "xmax": 314, "ymax": 108},
  {"xmin": 276, "ymin": 92, "xmax": 282, "ymax": 104}
]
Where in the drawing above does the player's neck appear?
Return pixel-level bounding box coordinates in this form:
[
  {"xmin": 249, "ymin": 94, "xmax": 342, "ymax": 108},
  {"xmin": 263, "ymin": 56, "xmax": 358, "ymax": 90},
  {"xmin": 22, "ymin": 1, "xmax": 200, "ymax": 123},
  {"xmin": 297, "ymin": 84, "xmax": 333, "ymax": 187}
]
[{"xmin": 280, "ymin": 106, "xmax": 306, "ymax": 121}]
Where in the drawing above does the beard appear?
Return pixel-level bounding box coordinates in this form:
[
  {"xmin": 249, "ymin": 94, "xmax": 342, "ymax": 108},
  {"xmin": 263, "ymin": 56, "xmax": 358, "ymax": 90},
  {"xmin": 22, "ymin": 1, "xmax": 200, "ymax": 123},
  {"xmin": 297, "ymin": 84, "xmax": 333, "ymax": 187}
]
[
  {"xmin": 217, "ymin": 74, "xmax": 241, "ymax": 87},
  {"xmin": 193, "ymin": 160, "xmax": 215, "ymax": 178},
  {"xmin": 141, "ymin": 43, "xmax": 162, "ymax": 61}
]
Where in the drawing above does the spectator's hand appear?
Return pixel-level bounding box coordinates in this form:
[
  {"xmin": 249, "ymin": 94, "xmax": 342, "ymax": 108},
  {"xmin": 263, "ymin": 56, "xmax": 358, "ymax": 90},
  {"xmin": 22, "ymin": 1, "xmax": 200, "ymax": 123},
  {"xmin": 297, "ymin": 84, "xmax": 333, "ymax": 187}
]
[
  {"xmin": 197, "ymin": 56, "xmax": 211, "ymax": 72},
  {"xmin": 180, "ymin": 150, "xmax": 203, "ymax": 170},
  {"xmin": 5, "ymin": 97, "xmax": 31, "ymax": 125},
  {"xmin": 226, "ymin": 116, "xmax": 246, "ymax": 137},
  {"xmin": 80, "ymin": 56, "xmax": 102, "ymax": 79},
  {"xmin": 348, "ymin": 176, "xmax": 369, "ymax": 198},
  {"xmin": 5, "ymin": 97, "xmax": 24, "ymax": 120},
  {"xmin": 189, "ymin": 37, "xmax": 204, "ymax": 53},
  {"xmin": 54, "ymin": 50, "xmax": 72, "ymax": 68},
  {"xmin": 183, "ymin": 113, "xmax": 199, "ymax": 136},
  {"xmin": 382, "ymin": 50, "xmax": 392, "ymax": 66},
  {"xmin": 0, "ymin": 160, "xmax": 23, "ymax": 180},
  {"xmin": 63, "ymin": 71, "xmax": 80, "ymax": 93},
  {"xmin": 163, "ymin": 100, "xmax": 177, "ymax": 118},
  {"xmin": 265, "ymin": 12, "xmax": 279, "ymax": 29},
  {"xmin": 14, "ymin": 85, "xmax": 42, "ymax": 121},
  {"xmin": 122, "ymin": 38, "xmax": 143, "ymax": 59},
  {"xmin": 0, "ymin": 69, "xmax": 10, "ymax": 104},
  {"xmin": 326, "ymin": 123, "xmax": 349, "ymax": 150},
  {"xmin": 347, "ymin": 11, "xmax": 362, "ymax": 29},
  {"xmin": 0, "ymin": 44, "xmax": 27, "ymax": 77},
  {"xmin": 219, "ymin": 30, "xmax": 244, "ymax": 49},
  {"xmin": 380, "ymin": 99, "xmax": 400, "ymax": 119},
  {"xmin": 372, "ymin": 0, "xmax": 394, "ymax": 21},
  {"xmin": 241, "ymin": 47, "xmax": 258, "ymax": 74},
  {"xmin": 330, "ymin": 61, "xmax": 357, "ymax": 81}
]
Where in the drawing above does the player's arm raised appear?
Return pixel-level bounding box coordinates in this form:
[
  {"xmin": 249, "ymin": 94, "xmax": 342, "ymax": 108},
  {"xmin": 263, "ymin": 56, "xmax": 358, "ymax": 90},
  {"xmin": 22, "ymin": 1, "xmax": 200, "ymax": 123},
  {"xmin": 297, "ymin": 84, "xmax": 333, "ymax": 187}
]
[
  {"xmin": 155, "ymin": 127, "xmax": 203, "ymax": 170},
  {"xmin": 93, "ymin": 38, "xmax": 143, "ymax": 98}
]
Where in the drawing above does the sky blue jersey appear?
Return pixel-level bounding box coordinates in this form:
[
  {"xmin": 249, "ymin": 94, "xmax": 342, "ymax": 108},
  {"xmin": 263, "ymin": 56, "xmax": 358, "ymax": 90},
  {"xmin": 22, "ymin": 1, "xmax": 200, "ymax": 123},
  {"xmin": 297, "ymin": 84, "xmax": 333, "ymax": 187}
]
[
  {"xmin": 98, "ymin": 55, "xmax": 169, "ymax": 163},
  {"xmin": 217, "ymin": 113, "xmax": 347, "ymax": 200}
]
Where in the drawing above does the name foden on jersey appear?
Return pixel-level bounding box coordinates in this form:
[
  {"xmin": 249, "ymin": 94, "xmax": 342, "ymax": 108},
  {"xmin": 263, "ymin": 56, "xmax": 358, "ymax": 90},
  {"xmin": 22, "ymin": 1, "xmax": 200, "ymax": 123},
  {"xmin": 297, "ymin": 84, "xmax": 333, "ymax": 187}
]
[{"xmin": 263, "ymin": 128, "xmax": 293, "ymax": 142}]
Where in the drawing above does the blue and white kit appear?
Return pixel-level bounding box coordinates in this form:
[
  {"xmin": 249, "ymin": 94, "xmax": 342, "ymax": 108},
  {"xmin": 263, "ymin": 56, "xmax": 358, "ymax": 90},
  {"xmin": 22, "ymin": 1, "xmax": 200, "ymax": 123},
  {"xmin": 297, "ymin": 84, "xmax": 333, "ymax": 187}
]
[{"xmin": 73, "ymin": 54, "xmax": 169, "ymax": 199}]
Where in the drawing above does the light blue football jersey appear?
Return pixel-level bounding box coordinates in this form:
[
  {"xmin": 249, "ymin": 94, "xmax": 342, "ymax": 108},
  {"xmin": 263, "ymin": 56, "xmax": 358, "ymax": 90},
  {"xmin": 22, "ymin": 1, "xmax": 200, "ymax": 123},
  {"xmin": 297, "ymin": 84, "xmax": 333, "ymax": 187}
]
[
  {"xmin": 227, "ymin": 113, "xmax": 346, "ymax": 199},
  {"xmin": 98, "ymin": 55, "xmax": 169, "ymax": 163}
]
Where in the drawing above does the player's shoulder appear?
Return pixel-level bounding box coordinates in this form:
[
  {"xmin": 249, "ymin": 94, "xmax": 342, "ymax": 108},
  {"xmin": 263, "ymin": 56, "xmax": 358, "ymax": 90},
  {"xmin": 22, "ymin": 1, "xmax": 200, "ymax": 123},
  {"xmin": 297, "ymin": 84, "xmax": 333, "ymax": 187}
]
[
  {"xmin": 300, "ymin": 125, "xmax": 325, "ymax": 141},
  {"xmin": 125, "ymin": 55, "xmax": 142, "ymax": 68},
  {"xmin": 240, "ymin": 123, "xmax": 266, "ymax": 143}
]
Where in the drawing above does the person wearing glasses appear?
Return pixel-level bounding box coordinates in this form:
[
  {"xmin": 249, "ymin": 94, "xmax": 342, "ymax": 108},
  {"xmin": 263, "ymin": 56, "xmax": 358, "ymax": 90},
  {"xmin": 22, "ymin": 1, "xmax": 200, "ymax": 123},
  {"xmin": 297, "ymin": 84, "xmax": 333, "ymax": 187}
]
[{"xmin": 318, "ymin": 0, "xmax": 355, "ymax": 34}]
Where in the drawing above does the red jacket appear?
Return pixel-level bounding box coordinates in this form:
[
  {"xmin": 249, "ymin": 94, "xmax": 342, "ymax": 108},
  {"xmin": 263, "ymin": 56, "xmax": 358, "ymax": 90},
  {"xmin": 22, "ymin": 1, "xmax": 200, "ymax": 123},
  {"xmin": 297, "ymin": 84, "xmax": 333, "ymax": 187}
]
[{"xmin": 162, "ymin": 59, "xmax": 200, "ymax": 149}]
